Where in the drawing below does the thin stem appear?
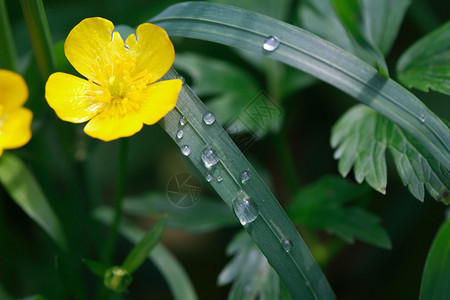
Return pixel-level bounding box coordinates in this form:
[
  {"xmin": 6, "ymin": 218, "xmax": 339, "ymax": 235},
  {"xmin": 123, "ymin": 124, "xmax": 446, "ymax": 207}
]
[
  {"xmin": 20, "ymin": 0, "xmax": 56, "ymax": 80},
  {"xmin": 0, "ymin": 0, "xmax": 18, "ymax": 71},
  {"xmin": 102, "ymin": 138, "xmax": 129, "ymax": 265}
]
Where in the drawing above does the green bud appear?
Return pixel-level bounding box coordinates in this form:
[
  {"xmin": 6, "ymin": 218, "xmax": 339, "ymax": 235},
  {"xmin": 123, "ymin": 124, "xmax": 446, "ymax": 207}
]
[{"xmin": 104, "ymin": 266, "xmax": 132, "ymax": 293}]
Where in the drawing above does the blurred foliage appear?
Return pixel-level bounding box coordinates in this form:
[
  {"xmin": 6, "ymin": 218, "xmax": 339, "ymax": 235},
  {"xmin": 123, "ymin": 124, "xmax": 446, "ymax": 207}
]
[{"xmin": 0, "ymin": 0, "xmax": 449, "ymax": 299}]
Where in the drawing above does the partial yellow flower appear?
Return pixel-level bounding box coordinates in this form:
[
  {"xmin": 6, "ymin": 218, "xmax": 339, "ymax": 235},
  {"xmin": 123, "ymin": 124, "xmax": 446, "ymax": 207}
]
[
  {"xmin": 45, "ymin": 17, "xmax": 182, "ymax": 141},
  {"xmin": 0, "ymin": 69, "xmax": 33, "ymax": 157}
]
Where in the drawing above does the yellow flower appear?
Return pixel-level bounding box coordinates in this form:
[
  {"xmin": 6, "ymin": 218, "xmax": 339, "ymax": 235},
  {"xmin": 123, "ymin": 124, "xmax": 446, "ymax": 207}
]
[
  {"xmin": 45, "ymin": 17, "xmax": 182, "ymax": 141},
  {"xmin": 0, "ymin": 69, "xmax": 33, "ymax": 157}
]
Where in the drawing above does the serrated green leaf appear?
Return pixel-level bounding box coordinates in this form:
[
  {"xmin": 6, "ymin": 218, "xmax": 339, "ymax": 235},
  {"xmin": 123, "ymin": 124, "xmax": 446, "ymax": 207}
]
[
  {"xmin": 331, "ymin": 105, "xmax": 388, "ymax": 193},
  {"xmin": 287, "ymin": 176, "xmax": 391, "ymax": 249},
  {"xmin": 419, "ymin": 218, "xmax": 450, "ymax": 300},
  {"xmin": 81, "ymin": 259, "xmax": 108, "ymax": 278},
  {"xmin": 218, "ymin": 231, "xmax": 289, "ymax": 300},
  {"xmin": 93, "ymin": 207, "xmax": 198, "ymax": 300},
  {"xmin": 121, "ymin": 215, "xmax": 167, "ymax": 274},
  {"xmin": 397, "ymin": 21, "xmax": 450, "ymax": 95},
  {"xmin": 0, "ymin": 153, "xmax": 67, "ymax": 250},
  {"xmin": 361, "ymin": 0, "xmax": 411, "ymax": 55},
  {"xmin": 331, "ymin": 105, "xmax": 450, "ymax": 204},
  {"xmin": 122, "ymin": 193, "xmax": 237, "ymax": 233}
]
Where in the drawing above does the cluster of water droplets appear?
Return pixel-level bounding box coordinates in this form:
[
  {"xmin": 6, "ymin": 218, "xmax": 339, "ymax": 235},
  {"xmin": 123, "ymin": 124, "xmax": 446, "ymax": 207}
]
[{"xmin": 232, "ymin": 190, "xmax": 259, "ymax": 225}]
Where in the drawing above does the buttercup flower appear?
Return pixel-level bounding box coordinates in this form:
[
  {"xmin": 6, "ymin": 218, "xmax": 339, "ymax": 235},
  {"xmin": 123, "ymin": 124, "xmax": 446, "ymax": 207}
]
[
  {"xmin": 45, "ymin": 17, "xmax": 182, "ymax": 141},
  {"xmin": 0, "ymin": 70, "xmax": 33, "ymax": 156}
]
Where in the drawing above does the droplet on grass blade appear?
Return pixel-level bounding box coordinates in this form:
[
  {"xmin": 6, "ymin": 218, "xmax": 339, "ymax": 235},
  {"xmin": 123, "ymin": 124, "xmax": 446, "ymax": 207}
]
[
  {"xmin": 281, "ymin": 239, "xmax": 293, "ymax": 252},
  {"xmin": 419, "ymin": 114, "xmax": 427, "ymax": 123},
  {"xmin": 263, "ymin": 36, "xmax": 280, "ymax": 52},
  {"xmin": 206, "ymin": 174, "xmax": 213, "ymax": 182},
  {"xmin": 180, "ymin": 145, "xmax": 191, "ymax": 156},
  {"xmin": 232, "ymin": 190, "xmax": 259, "ymax": 225},
  {"xmin": 179, "ymin": 116, "xmax": 188, "ymax": 126},
  {"xmin": 217, "ymin": 175, "xmax": 223, "ymax": 182},
  {"xmin": 201, "ymin": 146, "xmax": 219, "ymax": 168},
  {"xmin": 203, "ymin": 111, "xmax": 216, "ymax": 125},
  {"xmin": 176, "ymin": 129, "xmax": 184, "ymax": 140},
  {"xmin": 240, "ymin": 171, "xmax": 250, "ymax": 184}
]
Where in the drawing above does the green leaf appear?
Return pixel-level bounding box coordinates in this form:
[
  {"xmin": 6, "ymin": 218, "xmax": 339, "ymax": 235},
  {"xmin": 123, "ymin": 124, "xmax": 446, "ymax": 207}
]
[
  {"xmin": 19, "ymin": 296, "xmax": 47, "ymax": 300},
  {"xmin": 397, "ymin": 21, "xmax": 450, "ymax": 95},
  {"xmin": 0, "ymin": 153, "xmax": 67, "ymax": 250},
  {"xmin": 93, "ymin": 207, "xmax": 198, "ymax": 300},
  {"xmin": 218, "ymin": 231, "xmax": 290, "ymax": 300},
  {"xmin": 121, "ymin": 215, "xmax": 167, "ymax": 274},
  {"xmin": 158, "ymin": 68, "xmax": 335, "ymax": 299},
  {"xmin": 81, "ymin": 259, "xmax": 108, "ymax": 278},
  {"xmin": 287, "ymin": 175, "xmax": 391, "ymax": 249},
  {"xmin": 419, "ymin": 218, "xmax": 450, "ymax": 300},
  {"xmin": 361, "ymin": 0, "xmax": 411, "ymax": 55},
  {"xmin": 122, "ymin": 193, "xmax": 238, "ymax": 233},
  {"xmin": 152, "ymin": 1, "xmax": 450, "ymax": 172},
  {"xmin": 331, "ymin": 105, "xmax": 450, "ymax": 204}
]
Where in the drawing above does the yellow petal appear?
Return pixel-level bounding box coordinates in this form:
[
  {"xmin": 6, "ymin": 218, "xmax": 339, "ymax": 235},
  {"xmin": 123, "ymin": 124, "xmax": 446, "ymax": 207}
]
[
  {"xmin": 136, "ymin": 79, "xmax": 182, "ymax": 125},
  {"xmin": 125, "ymin": 23, "xmax": 175, "ymax": 83},
  {"xmin": 0, "ymin": 69, "xmax": 28, "ymax": 112},
  {"xmin": 45, "ymin": 72, "xmax": 105, "ymax": 123},
  {"xmin": 84, "ymin": 110, "xmax": 143, "ymax": 142},
  {"xmin": 64, "ymin": 17, "xmax": 127, "ymax": 82},
  {"xmin": 0, "ymin": 107, "xmax": 32, "ymax": 149}
]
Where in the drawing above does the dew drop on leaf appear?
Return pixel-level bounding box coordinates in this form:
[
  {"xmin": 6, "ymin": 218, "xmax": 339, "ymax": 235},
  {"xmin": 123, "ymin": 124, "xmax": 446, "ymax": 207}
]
[
  {"xmin": 240, "ymin": 171, "xmax": 250, "ymax": 184},
  {"xmin": 281, "ymin": 239, "xmax": 293, "ymax": 253},
  {"xmin": 179, "ymin": 116, "xmax": 188, "ymax": 126},
  {"xmin": 419, "ymin": 114, "xmax": 427, "ymax": 123},
  {"xmin": 217, "ymin": 175, "xmax": 223, "ymax": 182},
  {"xmin": 232, "ymin": 190, "xmax": 259, "ymax": 225},
  {"xmin": 176, "ymin": 129, "xmax": 184, "ymax": 140},
  {"xmin": 206, "ymin": 174, "xmax": 212, "ymax": 182},
  {"xmin": 203, "ymin": 111, "xmax": 216, "ymax": 125},
  {"xmin": 180, "ymin": 145, "xmax": 191, "ymax": 156},
  {"xmin": 201, "ymin": 146, "xmax": 220, "ymax": 168},
  {"xmin": 263, "ymin": 36, "xmax": 280, "ymax": 52}
]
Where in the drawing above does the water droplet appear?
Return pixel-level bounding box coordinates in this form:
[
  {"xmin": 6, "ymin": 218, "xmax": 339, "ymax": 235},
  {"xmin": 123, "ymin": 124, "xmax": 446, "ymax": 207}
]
[
  {"xmin": 178, "ymin": 76, "xmax": 186, "ymax": 85},
  {"xmin": 263, "ymin": 36, "xmax": 280, "ymax": 52},
  {"xmin": 203, "ymin": 111, "xmax": 216, "ymax": 125},
  {"xmin": 201, "ymin": 146, "xmax": 220, "ymax": 168},
  {"xmin": 281, "ymin": 239, "xmax": 293, "ymax": 252},
  {"xmin": 176, "ymin": 129, "xmax": 184, "ymax": 140},
  {"xmin": 217, "ymin": 175, "xmax": 223, "ymax": 182},
  {"xmin": 124, "ymin": 45, "xmax": 130, "ymax": 50},
  {"xmin": 305, "ymin": 280, "xmax": 310, "ymax": 287},
  {"xmin": 206, "ymin": 174, "xmax": 212, "ymax": 182},
  {"xmin": 179, "ymin": 116, "xmax": 188, "ymax": 126},
  {"xmin": 232, "ymin": 190, "xmax": 259, "ymax": 225},
  {"xmin": 240, "ymin": 171, "xmax": 250, "ymax": 184},
  {"xmin": 419, "ymin": 114, "xmax": 426, "ymax": 122},
  {"xmin": 180, "ymin": 145, "xmax": 191, "ymax": 156}
]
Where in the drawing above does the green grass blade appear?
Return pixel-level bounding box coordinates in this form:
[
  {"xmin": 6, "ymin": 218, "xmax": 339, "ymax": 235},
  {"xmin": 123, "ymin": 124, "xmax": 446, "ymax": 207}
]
[
  {"xmin": 419, "ymin": 218, "xmax": 450, "ymax": 300},
  {"xmin": 158, "ymin": 68, "xmax": 335, "ymax": 299},
  {"xmin": 121, "ymin": 215, "xmax": 167, "ymax": 274},
  {"xmin": 151, "ymin": 1, "xmax": 450, "ymax": 170},
  {"xmin": 93, "ymin": 207, "xmax": 198, "ymax": 300},
  {"xmin": 0, "ymin": 153, "xmax": 67, "ymax": 250}
]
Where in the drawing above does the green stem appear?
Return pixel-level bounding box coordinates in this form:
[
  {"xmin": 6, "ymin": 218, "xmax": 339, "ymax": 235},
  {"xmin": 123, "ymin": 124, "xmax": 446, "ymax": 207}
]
[
  {"xmin": 102, "ymin": 138, "xmax": 129, "ymax": 265},
  {"xmin": 0, "ymin": 0, "xmax": 18, "ymax": 71},
  {"xmin": 20, "ymin": 0, "xmax": 56, "ymax": 80},
  {"xmin": 272, "ymin": 132, "xmax": 301, "ymax": 195}
]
